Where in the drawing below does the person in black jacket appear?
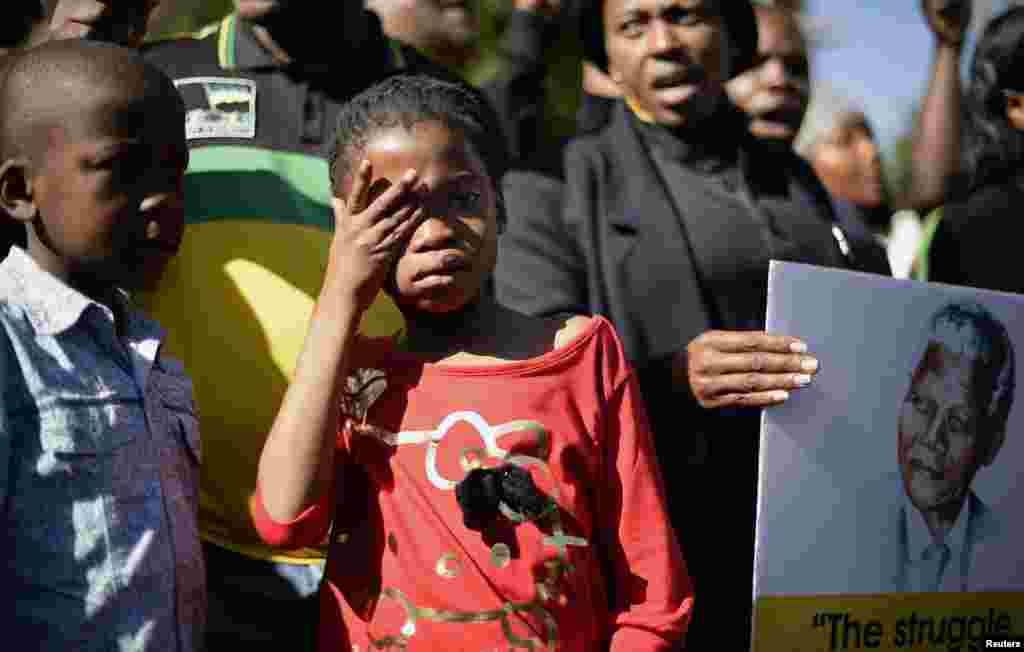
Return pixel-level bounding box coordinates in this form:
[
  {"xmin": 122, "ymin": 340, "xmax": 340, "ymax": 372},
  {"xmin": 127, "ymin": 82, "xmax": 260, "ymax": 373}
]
[
  {"xmin": 929, "ymin": 6, "xmax": 1024, "ymax": 294},
  {"xmin": 727, "ymin": 3, "xmax": 891, "ymax": 275},
  {"xmin": 494, "ymin": 1, "xmax": 862, "ymax": 649}
]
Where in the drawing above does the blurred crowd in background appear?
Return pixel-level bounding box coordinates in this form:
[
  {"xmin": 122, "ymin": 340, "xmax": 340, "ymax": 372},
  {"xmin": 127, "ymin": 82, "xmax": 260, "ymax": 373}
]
[{"xmin": 0, "ymin": 0, "xmax": 1005, "ymax": 279}]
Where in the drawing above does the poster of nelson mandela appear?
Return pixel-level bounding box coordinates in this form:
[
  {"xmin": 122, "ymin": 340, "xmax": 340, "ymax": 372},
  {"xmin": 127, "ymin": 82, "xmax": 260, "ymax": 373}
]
[{"xmin": 752, "ymin": 262, "xmax": 1024, "ymax": 652}]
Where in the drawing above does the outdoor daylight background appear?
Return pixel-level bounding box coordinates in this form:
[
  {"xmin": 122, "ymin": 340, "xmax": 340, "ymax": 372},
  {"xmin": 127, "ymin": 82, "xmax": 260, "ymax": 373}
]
[{"xmin": 146, "ymin": 0, "xmax": 1022, "ymax": 198}]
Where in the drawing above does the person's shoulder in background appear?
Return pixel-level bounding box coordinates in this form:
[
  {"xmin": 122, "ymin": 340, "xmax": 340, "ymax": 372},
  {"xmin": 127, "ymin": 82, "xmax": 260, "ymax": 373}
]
[
  {"xmin": 141, "ymin": 19, "xmax": 222, "ymax": 77},
  {"xmin": 830, "ymin": 197, "xmax": 894, "ymax": 277},
  {"xmin": 576, "ymin": 92, "xmax": 616, "ymax": 138},
  {"xmin": 501, "ymin": 168, "xmax": 563, "ymax": 217},
  {"xmin": 928, "ymin": 174, "xmax": 1024, "ymax": 292}
]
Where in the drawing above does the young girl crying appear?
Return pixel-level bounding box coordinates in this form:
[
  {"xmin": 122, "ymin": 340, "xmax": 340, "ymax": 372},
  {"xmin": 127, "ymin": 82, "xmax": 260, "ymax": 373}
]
[{"xmin": 253, "ymin": 74, "xmax": 693, "ymax": 652}]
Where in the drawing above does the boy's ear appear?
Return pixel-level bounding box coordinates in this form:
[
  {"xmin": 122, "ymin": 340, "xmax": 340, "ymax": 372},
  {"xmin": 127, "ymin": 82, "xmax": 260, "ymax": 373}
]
[{"xmin": 0, "ymin": 158, "xmax": 37, "ymax": 222}]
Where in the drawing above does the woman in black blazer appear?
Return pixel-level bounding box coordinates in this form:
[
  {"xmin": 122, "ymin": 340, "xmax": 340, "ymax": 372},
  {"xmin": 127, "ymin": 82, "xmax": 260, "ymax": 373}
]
[
  {"xmin": 929, "ymin": 7, "xmax": 1024, "ymax": 294},
  {"xmin": 495, "ymin": 1, "xmax": 869, "ymax": 648}
]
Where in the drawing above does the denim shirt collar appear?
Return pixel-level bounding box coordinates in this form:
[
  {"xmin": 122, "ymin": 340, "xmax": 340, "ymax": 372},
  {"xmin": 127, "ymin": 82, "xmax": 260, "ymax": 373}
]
[{"xmin": 0, "ymin": 247, "xmax": 163, "ymax": 349}]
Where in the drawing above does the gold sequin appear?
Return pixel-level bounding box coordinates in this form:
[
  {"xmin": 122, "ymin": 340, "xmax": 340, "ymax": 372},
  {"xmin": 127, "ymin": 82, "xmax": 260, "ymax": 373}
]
[
  {"xmin": 375, "ymin": 585, "xmax": 560, "ymax": 650},
  {"xmin": 335, "ymin": 532, "xmax": 349, "ymax": 544},
  {"xmin": 459, "ymin": 447, "xmax": 487, "ymax": 472},
  {"xmin": 435, "ymin": 553, "xmax": 463, "ymax": 579},
  {"xmin": 491, "ymin": 543, "xmax": 512, "ymax": 569},
  {"xmin": 364, "ymin": 416, "xmax": 594, "ymax": 650}
]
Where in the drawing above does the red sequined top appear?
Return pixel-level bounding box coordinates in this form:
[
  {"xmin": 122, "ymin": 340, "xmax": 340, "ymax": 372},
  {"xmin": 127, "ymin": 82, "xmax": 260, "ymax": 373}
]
[{"xmin": 252, "ymin": 317, "xmax": 692, "ymax": 651}]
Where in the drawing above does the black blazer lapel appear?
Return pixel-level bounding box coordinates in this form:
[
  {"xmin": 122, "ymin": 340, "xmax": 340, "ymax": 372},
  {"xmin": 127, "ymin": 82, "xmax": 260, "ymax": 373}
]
[{"xmin": 598, "ymin": 103, "xmax": 712, "ymax": 361}]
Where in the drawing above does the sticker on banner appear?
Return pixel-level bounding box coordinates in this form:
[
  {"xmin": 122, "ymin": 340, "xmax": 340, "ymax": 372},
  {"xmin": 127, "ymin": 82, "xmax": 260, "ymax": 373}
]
[{"xmin": 174, "ymin": 77, "xmax": 256, "ymax": 140}]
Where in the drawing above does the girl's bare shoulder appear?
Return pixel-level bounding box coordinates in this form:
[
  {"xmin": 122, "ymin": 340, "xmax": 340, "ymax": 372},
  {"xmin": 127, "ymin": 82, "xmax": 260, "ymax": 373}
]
[{"xmin": 553, "ymin": 314, "xmax": 597, "ymax": 350}]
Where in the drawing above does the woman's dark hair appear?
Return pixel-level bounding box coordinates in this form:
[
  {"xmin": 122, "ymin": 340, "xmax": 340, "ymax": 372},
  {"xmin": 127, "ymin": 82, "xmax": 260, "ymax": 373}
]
[
  {"xmin": 575, "ymin": 0, "xmax": 758, "ymax": 77},
  {"xmin": 963, "ymin": 6, "xmax": 1024, "ymax": 193},
  {"xmin": 329, "ymin": 74, "xmax": 508, "ymax": 224}
]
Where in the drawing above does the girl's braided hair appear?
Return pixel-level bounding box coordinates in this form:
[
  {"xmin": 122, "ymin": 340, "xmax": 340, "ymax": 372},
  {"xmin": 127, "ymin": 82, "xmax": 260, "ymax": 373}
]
[{"xmin": 328, "ymin": 74, "xmax": 508, "ymax": 225}]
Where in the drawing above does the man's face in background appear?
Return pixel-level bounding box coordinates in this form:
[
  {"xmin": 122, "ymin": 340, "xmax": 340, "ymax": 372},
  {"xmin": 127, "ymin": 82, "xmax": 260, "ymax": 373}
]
[
  {"xmin": 45, "ymin": 0, "xmax": 154, "ymax": 48},
  {"xmin": 367, "ymin": 0, "xmax": 480, "ymax": 68},
  {"xmin": 727, "ymin": 7, "xmax": 809, "ymax": 144},
  {"xmin": 899, "ymin": 338, "xmax": 989, "ymax": 515}
]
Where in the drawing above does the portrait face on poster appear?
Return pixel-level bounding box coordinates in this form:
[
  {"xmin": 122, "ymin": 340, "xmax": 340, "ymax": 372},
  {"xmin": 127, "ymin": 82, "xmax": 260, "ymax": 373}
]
[
  {"xmin": 897, "ymin": 304, "xmax": 1014, "ymax": 529},
  {"xmin": 753, "ymin": 263, "xmax": 1024, "ymax": 652}
]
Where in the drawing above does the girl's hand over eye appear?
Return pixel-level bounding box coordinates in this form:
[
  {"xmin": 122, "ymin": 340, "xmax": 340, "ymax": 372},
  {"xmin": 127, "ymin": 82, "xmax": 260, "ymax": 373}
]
[{"xmin": 327, "ymin": 160, "xmax": 426, "ymax": 313}]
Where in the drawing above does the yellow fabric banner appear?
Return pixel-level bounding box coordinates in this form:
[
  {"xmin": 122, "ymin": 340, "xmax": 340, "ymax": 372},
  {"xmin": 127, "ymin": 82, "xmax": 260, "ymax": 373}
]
[{"xmin": 754, "ymin": 594, "xmax": 1024, "ymax": 652}]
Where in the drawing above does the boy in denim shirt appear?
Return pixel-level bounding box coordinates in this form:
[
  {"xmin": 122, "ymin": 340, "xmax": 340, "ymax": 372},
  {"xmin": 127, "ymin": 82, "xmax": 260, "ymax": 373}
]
[{"xmin": 0, "ymin": 40, "xmax": 203, "ymax": 651}]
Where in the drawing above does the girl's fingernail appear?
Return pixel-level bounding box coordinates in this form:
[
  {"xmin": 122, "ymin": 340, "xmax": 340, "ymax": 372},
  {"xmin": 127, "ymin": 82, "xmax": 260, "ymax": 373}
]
[
  {"xmin": 801, "ymin": 358, "xmax": 819, "ymax": 373},
  {"xmin": 790, "ymin": 341, "xmax": 808, "ymax": 353},
  {"xmin": 775, "ymin": 391, "xmax": 790, "ymax": 402},
  {"xmin": 794, "ymin": 374, "xmax": 812, "ymax": 386}
]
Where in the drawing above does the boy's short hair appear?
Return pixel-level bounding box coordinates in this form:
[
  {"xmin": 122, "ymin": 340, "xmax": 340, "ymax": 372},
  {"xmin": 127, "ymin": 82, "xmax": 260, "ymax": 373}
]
[
  {"xmin": 0, "ymin": 39, "xmax": 179, "ymax": 164},
  {"xmin": 328, "ymin": 74, "xmax": 508, "ymax": 224}
]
